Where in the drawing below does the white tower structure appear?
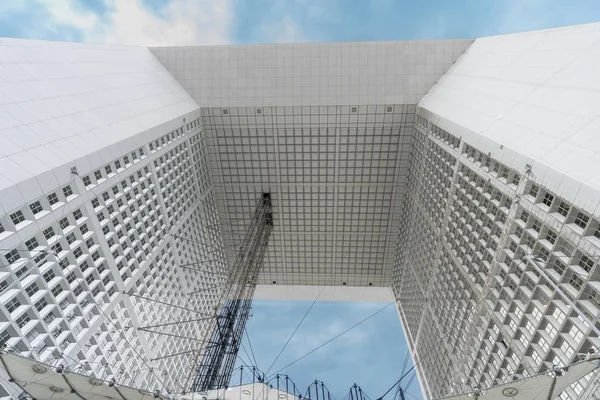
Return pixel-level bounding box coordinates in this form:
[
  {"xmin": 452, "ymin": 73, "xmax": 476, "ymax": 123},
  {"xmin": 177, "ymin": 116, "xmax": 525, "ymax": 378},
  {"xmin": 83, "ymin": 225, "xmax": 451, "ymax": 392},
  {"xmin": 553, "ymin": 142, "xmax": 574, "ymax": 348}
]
[{"xmin": 1, "ymin": 22, "xmax": 600, "ymax": 400}]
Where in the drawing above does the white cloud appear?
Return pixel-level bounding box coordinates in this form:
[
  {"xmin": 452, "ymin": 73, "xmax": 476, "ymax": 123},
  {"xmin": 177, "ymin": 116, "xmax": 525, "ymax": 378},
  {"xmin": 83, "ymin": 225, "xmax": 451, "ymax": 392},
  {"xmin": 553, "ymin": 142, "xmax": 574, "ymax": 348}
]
[
  {"xmin": 39, "ymin": 0, "xmax": 232, "ymax": 46},
  {"xmin": 38, "ymin": 0, "xmax": 100, "ymax": 32}
]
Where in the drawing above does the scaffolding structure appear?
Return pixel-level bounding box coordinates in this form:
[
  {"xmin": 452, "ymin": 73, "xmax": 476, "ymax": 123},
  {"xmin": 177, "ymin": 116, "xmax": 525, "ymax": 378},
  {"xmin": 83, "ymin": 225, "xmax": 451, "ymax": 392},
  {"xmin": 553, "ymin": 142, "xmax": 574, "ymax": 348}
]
[{"xmin": 192, "ymin": 194, "xmax": 273, "ymax": 391}]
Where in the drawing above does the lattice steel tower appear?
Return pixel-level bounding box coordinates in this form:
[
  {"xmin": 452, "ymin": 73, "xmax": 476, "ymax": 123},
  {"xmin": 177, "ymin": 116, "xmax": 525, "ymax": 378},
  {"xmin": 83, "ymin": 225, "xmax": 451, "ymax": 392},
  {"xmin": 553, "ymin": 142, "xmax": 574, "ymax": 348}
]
[{"xmin": 192, "ymin": 194, "xmax": 273, "ymax": 391}]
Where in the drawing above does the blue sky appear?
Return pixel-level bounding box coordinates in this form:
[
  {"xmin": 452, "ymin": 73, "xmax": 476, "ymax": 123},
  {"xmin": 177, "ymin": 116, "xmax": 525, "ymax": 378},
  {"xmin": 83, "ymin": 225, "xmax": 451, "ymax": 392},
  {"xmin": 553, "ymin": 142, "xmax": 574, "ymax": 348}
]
[
  {"xmin": 235, "ymin": 300, "xmax": 420, "ymax": 400},
  {"xmin": 1, "ymin": 0, "xmax": 600, "ymax": 46}
]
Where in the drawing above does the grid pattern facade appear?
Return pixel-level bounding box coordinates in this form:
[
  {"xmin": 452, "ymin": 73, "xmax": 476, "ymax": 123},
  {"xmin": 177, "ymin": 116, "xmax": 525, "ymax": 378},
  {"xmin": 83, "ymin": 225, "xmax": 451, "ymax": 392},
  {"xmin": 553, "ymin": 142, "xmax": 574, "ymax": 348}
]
[
  {"xmin": 202, "ymin": 105, "xmax": 413, "ymax": 286},
  {"xmin": 392, "ymin": 111, "xmax": 600, "ymax": 399},
  {"xmin": 0, "ymin": 114, "xmax": 227, "ymax": 396},
  {"xmin": 150, "ymin": 40, "xmax": 474, "ymax": 108}
]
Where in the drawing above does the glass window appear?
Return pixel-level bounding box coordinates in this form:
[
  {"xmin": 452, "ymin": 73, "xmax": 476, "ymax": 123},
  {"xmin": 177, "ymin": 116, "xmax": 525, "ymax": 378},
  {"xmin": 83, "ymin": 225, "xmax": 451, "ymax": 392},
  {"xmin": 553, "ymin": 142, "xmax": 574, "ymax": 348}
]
[
  {"xmin": 557, "ymin": 201, "xmax": 570, "ymax": 217},
  {"xmin": 25, "ymin": 284, "xmax": 37, "ymax": 297},
  {"xmin": 10, "ymin": 211, "xmax": 25, "ymax": 225},
  {"xmin": 542, "ymin": 192, "xmax": 554, "ymax": 207},
  {"xmin": 6, "ymin": 297, "xmax": 20, "ymax": 313},
  {"xmin": 15, "ymin": 314, "xmax": 30, "ymax": 328},
  {"xmin": 43, "ymin": 227, "xmax": 55, "ymax": 240},
  {"xmin": 529, "ymin": 184, "xmax": 539, "ymax": 198},
  {"xmin": 59, "ymin": 217, "xmax": 69, "ymax": 229},
  {"xmin": 47, "ymin": 193, "xmax": 59, "ymax": 205},
  {"xmin": 5, "ymin": 249, "xmax": 20, "ymax": 264},
  {"xmin": 24, "ymin": 237, "xmax": 39, "ymax": 251},
  {"xmin": 29, "ymin": 201, "xmax": 43, "ymax": 214},
  {"xmin": 574, "ymin": 212, "xmax": 589, "ymax": 229},
  {"xmin": 569, "ymin": 275, "xmax": 583, "ymax": 291},
  {"xmin": 62, "ymin": 185, "xmax": 73, "ymax": 198},
  {"xmin": 579, "ymin": 255, "xmax": 594, "ymax": 273},
  {"xmin": 546, "ymin": 230, "xmax": 557, "ymax": 244}
]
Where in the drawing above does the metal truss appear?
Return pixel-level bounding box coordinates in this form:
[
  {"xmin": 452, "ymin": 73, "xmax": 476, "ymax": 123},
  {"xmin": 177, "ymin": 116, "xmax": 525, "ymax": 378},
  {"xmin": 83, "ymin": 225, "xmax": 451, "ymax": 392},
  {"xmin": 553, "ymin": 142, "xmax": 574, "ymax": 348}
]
[{"xmin": 191, "ymin": 194, "xmax": 273, "ymax": 391}]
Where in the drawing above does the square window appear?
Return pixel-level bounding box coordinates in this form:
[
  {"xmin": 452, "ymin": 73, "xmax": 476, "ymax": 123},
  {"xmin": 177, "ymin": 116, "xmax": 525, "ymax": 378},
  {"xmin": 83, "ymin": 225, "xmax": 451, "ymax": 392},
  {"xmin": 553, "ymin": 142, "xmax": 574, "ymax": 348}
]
[
  {"xmin": 579, "ymin": 255, "xmax": 594, "ymax": 273},
  {"xmin": 47, "ymin": 193, "xmax": 59, "ymax": 206},
  {"xmin": 538, "ymin": 247, "xmax": 550, "ymax": 261},
  {"xmin": 546, "ymin": 230, "xmax": 557, "ymax": 245},
  {"xmin": 574, "ymin": 212, "xmax": 589, "ymax": 229},
  {"xmin": 51, "ymin": 242, "xmax": 63, "ymax": 254},
  {"xmin": 80, "ymin": 261, "xmax": 89, "ymax": 272},
  {"xmin": 73, "ymin": 209, "xmax": 83, "ymax": 220},
  {"xmin": 542, "ymin": 192, "xmax": 554, "ymax": 207},
  {"xmin": 24, "ymin": 237, "xmax": 39, "ymax": 251},
  {"xmin": 593, "ymin": 225, "xmax": 600, "ymax": 240},
  {"xmin": 16, "ymin": 314, "xmax": 30, "ymax": 328},
  {"xmin": 557, "ymin": 201, "xmax": 570, "ymax": 217},
  {"xmin": 43, "ymin": 227, "xmax": 55, "ymax": 240},
  {"xmin": 25, "ymin": 283, "xmax": 38, "ymax": 297},
  {"xmin": 532, "ymin": 219, "xmax": 542, "ymax": 233},
  {"xmin": 63, "ymin": 185, "xmax": 73, "ymax": 198},
  {"xmin": 5, "ymin": 249, "xmax": 20, "ymax": 264},
  {"xmin": 35, "ymin": 298, "xmax": 48, "ymax": 311},
  {"xmin": 124, "ymin": 156, "xmax": 130, "ymax": 165},
  {"xmin": 5, "ymin": 297, "xmax": 20, "ymax": 313},
  {"xmin": 94, "ymin": 170, "xmax": 102, "ymax": 180},
  {"xmin": 569, "ymin": 275, "xmax": 583, "ymax": 291},
  {"xmin": 529, "ymin": 184, "xmax": 539, "ymax": 198},
  {"xmin": 590, "ymin": 291, "xmax": 600, "ymax": 308},
  {"xmin": 51, "ymin": 286, "xmax": 62, "ymax": 297},
  {"xmin": 10, "ymin": 211, "xmax": 25, "ymax": 225},
  {"xmin": 66, "ymin": 233, "xmax": 76, "ymax": 245},
  {"xmin": 43, "ymin": 270, "xmax": 55, "ymax": 282},
  {"xmin": 82, "ymin": 176, "xmax": 91, "ymax": 187},
  {"xmin": 59, "ymin": 218, "xmax": 69, "ymax": 230},
  {"xmin": 29, "ymin": 201, "xmax": 43, "ymax": 214}
]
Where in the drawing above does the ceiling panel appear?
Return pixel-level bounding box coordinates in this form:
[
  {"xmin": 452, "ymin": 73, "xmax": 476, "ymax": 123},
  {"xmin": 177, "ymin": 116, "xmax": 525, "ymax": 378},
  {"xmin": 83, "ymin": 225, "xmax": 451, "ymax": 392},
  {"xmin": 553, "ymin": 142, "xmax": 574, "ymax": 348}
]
[{"xmin": 203, "ymin": 104, "xmax": 414, "ymax": 286}]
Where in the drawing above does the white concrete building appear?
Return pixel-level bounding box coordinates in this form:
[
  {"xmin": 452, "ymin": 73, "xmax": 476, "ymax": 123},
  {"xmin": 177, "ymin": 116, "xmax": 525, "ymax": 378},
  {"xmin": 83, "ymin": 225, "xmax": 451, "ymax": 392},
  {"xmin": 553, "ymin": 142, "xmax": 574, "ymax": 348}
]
[{"xmin": 2, "ymin": 22, "xmax": 600, "ymax": 399}]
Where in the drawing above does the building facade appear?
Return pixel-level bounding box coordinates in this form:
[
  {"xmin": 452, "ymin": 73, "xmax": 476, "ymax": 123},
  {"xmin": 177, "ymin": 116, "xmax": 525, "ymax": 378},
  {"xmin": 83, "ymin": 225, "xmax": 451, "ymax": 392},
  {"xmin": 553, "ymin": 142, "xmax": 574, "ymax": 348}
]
[{"xmin": 2, "ymin": 23, "xmax": 600, "ymax": 400}]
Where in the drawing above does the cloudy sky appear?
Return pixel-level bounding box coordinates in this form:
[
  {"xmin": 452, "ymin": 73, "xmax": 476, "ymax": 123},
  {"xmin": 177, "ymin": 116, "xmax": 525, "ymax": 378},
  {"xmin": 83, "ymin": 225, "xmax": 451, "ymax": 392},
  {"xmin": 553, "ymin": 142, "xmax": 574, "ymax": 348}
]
[{"xmin": 1, "ymin": 0, "xmax": 600, "ymax": 46}]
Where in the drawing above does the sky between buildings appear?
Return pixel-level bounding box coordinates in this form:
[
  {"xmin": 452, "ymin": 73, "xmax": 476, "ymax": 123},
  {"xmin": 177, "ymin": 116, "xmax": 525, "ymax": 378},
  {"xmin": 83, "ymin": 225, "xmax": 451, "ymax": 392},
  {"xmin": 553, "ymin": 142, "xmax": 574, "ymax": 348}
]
[
  {"xmin": 2, "ymin": 1, "xmax": 600, "ymax": 399},
  {"xmin": 237, "ymin": 300, "xmax": 420, "ymax": 400}
]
